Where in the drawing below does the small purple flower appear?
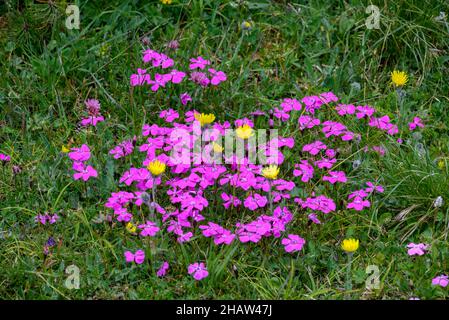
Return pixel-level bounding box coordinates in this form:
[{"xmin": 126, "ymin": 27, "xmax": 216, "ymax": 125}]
[
  {"xmin": 188, "ymin": 262, "xmax": 209, "ymax": 281},
  {"xmin": 157, "ymin": 261, "xmax": 169, "ymax": 277},
  {"xmin": 281, "ymin": 234, "xmax": 306, "ymax": 253},
  {"xmin": 407, "ymin": 243, "xmax": 428, "ymax": 256},
  {"xmin": 432, "ymin": 275, "xmax": 449, "ymax": 287},
  {"xmin": 180, "ymin": 93, "xmax": 192, "ymax": 105}
]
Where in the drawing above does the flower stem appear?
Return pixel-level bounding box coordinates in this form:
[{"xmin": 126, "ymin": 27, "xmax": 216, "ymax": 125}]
[
  {"xmin": 268, "ymin": 179, "xmax": 273, "ymax": 214},
  {"xmin": 344, "ymin": 252, "xmax": 353, "ymax": 299}
]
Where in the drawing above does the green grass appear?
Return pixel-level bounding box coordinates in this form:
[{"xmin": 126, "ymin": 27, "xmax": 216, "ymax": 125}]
[{"xmin": 1, "ymin": 0, "xmax": 449, "ymax": 299}]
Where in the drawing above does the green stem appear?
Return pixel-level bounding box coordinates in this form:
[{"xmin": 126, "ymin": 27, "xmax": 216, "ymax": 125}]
[
  {"xmin": 345, "ymin": 253, "xmax": 353, "ymax": 299},
  {"xmin": 268, "ymin": 179, "xmax": 273, "ymax": 215}
]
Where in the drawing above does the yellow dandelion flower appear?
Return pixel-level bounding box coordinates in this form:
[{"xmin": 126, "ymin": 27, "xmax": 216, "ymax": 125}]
[
  {"xmin": 391, "ymin": 70, "xmax": 408, "ymax": 87},
  {"xmin": 236, "ymin": 124, "xmax": 254, "ymax": 140},
  {"xmin": 61, "ymin": 145, "xmax": 70, "ymax": 153},
  {"xmin": 126, "ymin": 222, "xmax": 137, "ymax": 233},
  {"xmin": 261, "ymin": 165, "xmax": 280, "ymax": 180},
  {"xmin": 147, "ymin": 160, "xmax": 166, "ymax": 176},
  {"xmin": 341, "ymin": 238, "xmax": 359, "ymax": 253},
  {"xmin": 160, "ymin": 0, "xmax": 172, "ymax": 4},
  {"xmin": 437, "ymin": 159, "xmax": 446, "ymax": 170},
  {"xmin": 194, "ymin": 113, "xmax": 216, "ymax": 127},
  {"xmin": 212, "ymin": 142, "xmax": 224, "ymax": 153}
]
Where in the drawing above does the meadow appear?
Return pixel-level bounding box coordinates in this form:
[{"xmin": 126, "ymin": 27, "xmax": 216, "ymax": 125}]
[{"xmin": 1, "ymin": 0, "xmax": 449, "ymax": 300}]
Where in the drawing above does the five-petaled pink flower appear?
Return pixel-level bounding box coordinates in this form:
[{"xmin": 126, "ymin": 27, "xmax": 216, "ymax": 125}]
[
  {"xmin": 432, "ymin": 275, "xmax": 449, "ymax": 288},
  {"xmin": 188, "ymin": 262, "xmax": 209, "ymax": 280},
  {"xmin": 281, "ymin": 234, "xmax": 306, "ymax": 253},
  {"xmin": 124, "ymin": 250, "xmax": 145, "ymax": 264},
  {"xmin": 407, "ymin": 243, "xmax": 428, "ymax": 256}
]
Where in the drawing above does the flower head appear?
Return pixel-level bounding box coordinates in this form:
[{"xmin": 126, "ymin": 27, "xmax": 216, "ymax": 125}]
[
  {"xmin": 341, "ymin": 238, "xmax": 359, "ymax": 253},
  {"xmin": 188, "ymin": 262, "xmax": 209, "ymax": 281},
  {"xmin": 147, "ymin": 160, "xmax": 166, "ymax": 176},
  {"xmin": 212, "ymin": 142, "xmax": 224, "ymax": 153},
  {"xmin": 194, "ymin": 113, "xmax": 215, "ymax": 126},
  {"xmin": 126, "ymin": 222, "xmax": 137, "ymax": 233},
  {"xmin": 236, "ymin": 124, "xmax": 254, "ymax": 140},
  {"xmin": 261, "ymin": 165, "xmax": 280, "ymax": 180},
  {"xmin": 391, "ymin": 70, "xmax": 408, "ymax": 87}
]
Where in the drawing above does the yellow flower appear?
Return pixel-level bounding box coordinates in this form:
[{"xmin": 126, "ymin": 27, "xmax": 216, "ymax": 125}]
[
  {"xmin": 341, "ymin": 238, "xmax": 359, "ymax": 253},
  {"xmin": 194, "ymin": 113, "xmax": 215, "ymax": 126},
  {"xmin": 212, "ymin": 142, "xmax": 224, "ymax": 153},
  {"xmin": 241, "ymin": 21, "xmax": 253, "ymax": 30},
  {"xmin": 236, "ymin": 124, "xmax": 254, "ymax": 140},
  {"xmin": 160, "ymin": 0, "xmax": 172, "ymax": 4},
  {"xmin": 261, "ymin": 165, "xmax": 280, "ymax": 180},
  {"xmin": 391, "ymin": 70, "xmax": 408, "ymax": 87},
  {"xmin": 126, "ymin": 222, "xmax": 137, "ymax": 233},
  {"xmin": 61, "ymin": 145, "xmax": 70, "ymax": 153},
  {"xmin": 147, "ymin": 160, "xmax": 166, "ymax": 176},
  {"xmin": 437, "ymin": 159, "xmax": 446, "ymax": 170}
]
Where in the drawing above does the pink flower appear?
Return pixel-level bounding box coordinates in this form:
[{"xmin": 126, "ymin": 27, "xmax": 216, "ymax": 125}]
[
  {"xmin": 130, "ymin": 68, "xmax": 147, "ymax": 86},
  {"xmin": 157, "ymin": 261, "xmax": 169, "ymax": 277},
  {"xmin": 35, "ymin": 213, "xmax": 59, "ymax": 225},
  {"xmin": 432, "ymin": 275, "xmax": 449, "ymax": 287},
  {"xmin": 293, "ymin": 160, "xmax": 314, "ymax": 182},
  {"xmin": 335, "ymin": 104, "xmax": 355, "ymax": 116},
  {"xmin": 409, "ymin": 117, "xmax": 424, "ymax": 131},
  {"xmin": 109, "ymin": 138, "xmax": 135, "ymax": 159},
  {"xmin": 188, "ymin": 262, "xmax": 209, "ymax": 280},
  {"xmin": 281, "ymin": 234, "xmax": 306, "ymax": 253},
  {"xmin": 355, "ymin": 105, "xmax": 375, "ymax": 119},
  {"xmin": 68, "ymin": 144, "xmax": 91, "ymax": 162},
  {"xmin": 170, "ymin": 69, "xmax": 186, "ymax": 84},
  {"xmin": 80, "ymin": 116, "xmax": 105, "ymax": 127},
  {"xmin": 142, "ymin": 49, "xmax": 160, "ymax": 63},
  {"xmin": 209, "ymin": 68, "xmax": 227, "ymax": 85},
  {"xmin": 124, "ymin": 249, "xmax": 145, "ymax": 264},
  {"xmin": 138, "ymin": 221, "xmax": 160, "ymax": 237},
  {"xmin": 148, "ymin": 73, "xmax": 171, "ymax": 91},
  {"xmin": 308, "ymin": 213, "xmax": 321, "ymax": 224},
  {"xmin": 298, "ymin": 195, "xmax": 336, "ymax": 214},
  {"xmin": 322, "ymin": 171, "xmax": 347, "ymax": 184},
  {"xmin": 280, "ymin": 98, "xmax": 302, "ymax": 112},
  {"xmin": 190, "ymin": 71, "xmax": 210, "ymax": 86},
  {"xmin": 177, "ymin": 231, "xmax": 193, "ymax": 243},
  {"xmin": 298, "ymin": 115, "xmax": 320, "ymax": 130},
  {"xmin": 84, "ymin": 99, "xmax": 101, "ymax": 115},
  {"xmin": 159, "ymin": 109, "xmax": 179, "ymax": 123},
  {"xmin": 189, "ymin": 56, "xmax": 210, "ymax": 70},
  {"xmin": 221, "ymin": 193, "xmax": 241, "ymax": 209},
  {"xmin": 407, "ymin": 243, "xmax": 428, "ymax": 256},
  {"xmin": 347, "ymin": 196, "xmax": 370, "ymax": 211},
  {"xmin": 314, "ymin": 158, "xmax": 336, "ymax": 169},
  {"xmin": 180, "ymin": 93, "xmax": 192, "ymax": 105},
  {"xmin": 365, "ymin": 182, "xmax": 384, "ymax": 193},
  {"xmin": 73, "ymin": 164, "xmax": 98, "ymax": 181},
  {"xmin": 302, "ymin": 141, "xmax": 327, "ymax": 155},
  {"xmin": 273, "ymin": 107, "xmax": 290, "ymax": 121},
  {"xmin": 0, "ymin": 153, "xmax": 11, "ymax": 162},
  {"xmin": 244, "ymin": 193, "xmax": 268, "ymax": 210}
]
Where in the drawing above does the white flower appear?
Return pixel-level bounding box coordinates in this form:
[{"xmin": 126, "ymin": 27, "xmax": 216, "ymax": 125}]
[{"xmin": 434, "ymin": 196, "xmax": 444, "ymax": 208}]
